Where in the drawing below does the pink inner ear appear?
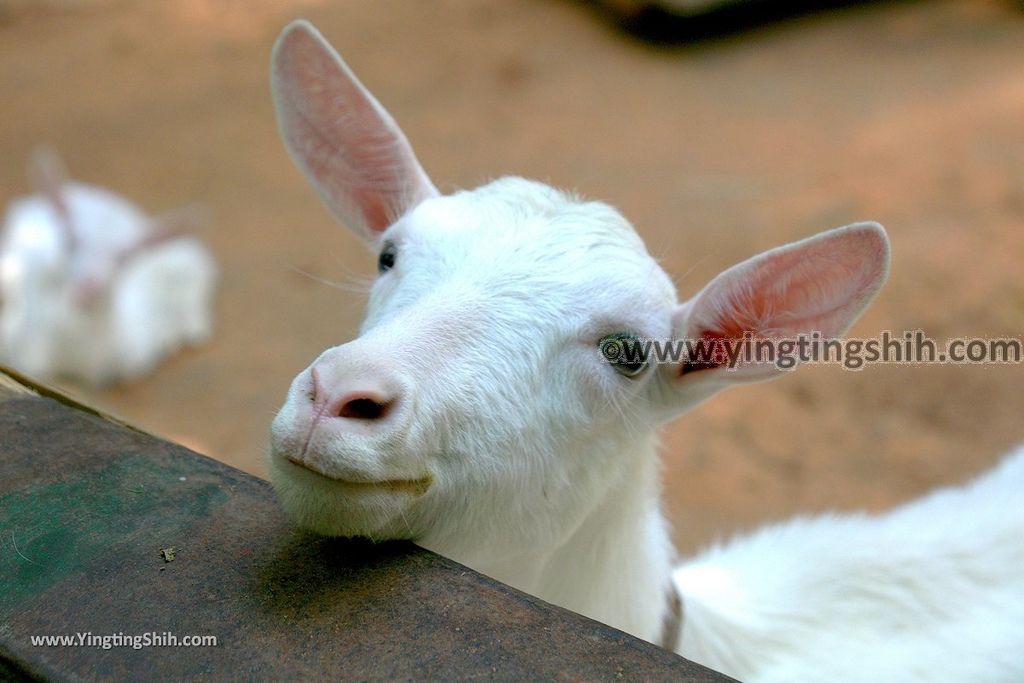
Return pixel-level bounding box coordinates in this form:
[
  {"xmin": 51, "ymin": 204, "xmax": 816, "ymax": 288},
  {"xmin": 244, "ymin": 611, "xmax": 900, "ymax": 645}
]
[
  {"xmin": 272, "ymin": 21, "xmax": 437, "ymax": 238},
  {"xmin": 680, "ymin": 332, "xmax": 733, "ymax": 375},
  {"xmin": 682, "ymin": 223, "xmax": 889, "ymax": 375}
]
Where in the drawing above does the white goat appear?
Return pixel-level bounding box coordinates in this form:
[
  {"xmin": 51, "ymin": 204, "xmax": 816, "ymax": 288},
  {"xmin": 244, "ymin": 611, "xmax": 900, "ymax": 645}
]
[
  {"xmin": 0, "ymin": 148, "xmax": 216, "ymax": 386},
  {"xmin": 267, "ymin": 20, "xmax": 1024, "ymax": 683}
]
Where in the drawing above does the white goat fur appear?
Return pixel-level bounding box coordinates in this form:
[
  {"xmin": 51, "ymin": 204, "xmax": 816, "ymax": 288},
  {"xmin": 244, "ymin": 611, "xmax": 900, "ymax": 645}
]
[{"xmin": 267, "ymin": 21, "xmax": 1024, "ymax": 682}]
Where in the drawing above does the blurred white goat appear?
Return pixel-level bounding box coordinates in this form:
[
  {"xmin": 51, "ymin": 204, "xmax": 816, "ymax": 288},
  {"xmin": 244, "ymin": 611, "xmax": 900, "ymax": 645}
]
[{"xmin": 0, "ymin": 147, "xmax": 217, "ymax": 386}]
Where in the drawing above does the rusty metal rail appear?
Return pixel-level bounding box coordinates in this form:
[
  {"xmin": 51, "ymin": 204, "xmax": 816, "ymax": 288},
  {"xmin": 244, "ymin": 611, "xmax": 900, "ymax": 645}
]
[{"xmin": 0, "ymin": 369, "xmax": 733, "ymax": 682}]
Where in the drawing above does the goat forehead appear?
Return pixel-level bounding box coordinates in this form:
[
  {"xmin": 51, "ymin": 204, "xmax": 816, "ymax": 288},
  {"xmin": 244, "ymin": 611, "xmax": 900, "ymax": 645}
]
[{"xmin": 397, "ymin": 178, "xmax": 677, "ymax": 308}]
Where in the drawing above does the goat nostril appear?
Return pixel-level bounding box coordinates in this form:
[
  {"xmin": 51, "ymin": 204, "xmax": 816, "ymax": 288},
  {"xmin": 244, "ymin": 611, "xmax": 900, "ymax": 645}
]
[{"xmin": 338, "ymin": 397, "xmax": 391, "ymax": 420}]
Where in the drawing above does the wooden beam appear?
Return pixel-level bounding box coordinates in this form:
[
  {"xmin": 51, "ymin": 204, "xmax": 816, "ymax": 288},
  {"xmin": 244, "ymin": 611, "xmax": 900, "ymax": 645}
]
[{"xmin": 0, "ymin": 368, "xmax": 734, "ymax": 682}]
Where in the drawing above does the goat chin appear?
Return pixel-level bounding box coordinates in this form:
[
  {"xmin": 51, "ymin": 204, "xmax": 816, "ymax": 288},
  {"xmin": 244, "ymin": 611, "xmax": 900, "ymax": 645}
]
[{"xmin": 269, "ymin": 453, "xmax": 423, "ymax": 541}]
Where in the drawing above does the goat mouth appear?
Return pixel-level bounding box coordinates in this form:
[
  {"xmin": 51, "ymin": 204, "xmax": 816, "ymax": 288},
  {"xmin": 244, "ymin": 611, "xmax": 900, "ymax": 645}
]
[{"xmin": 285, "ymin": 457, "xmax": 433, "ymax": 495}]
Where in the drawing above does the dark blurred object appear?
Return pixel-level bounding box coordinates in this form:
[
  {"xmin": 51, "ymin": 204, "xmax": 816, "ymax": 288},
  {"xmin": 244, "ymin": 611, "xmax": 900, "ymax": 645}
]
[{"xmin": 592, "ymin": 0, "xmax": 892, "ymax": 43}]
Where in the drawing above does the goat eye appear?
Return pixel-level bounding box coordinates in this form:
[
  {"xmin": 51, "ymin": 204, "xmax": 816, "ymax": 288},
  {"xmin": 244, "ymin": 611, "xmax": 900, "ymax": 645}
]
[
  {"xmin": 598, "ymin": 332, "xmax": 648, "ymax": 378},
  {"xmin": 378, "ymin": 242, "xmax": 397, "ymax": 273}
]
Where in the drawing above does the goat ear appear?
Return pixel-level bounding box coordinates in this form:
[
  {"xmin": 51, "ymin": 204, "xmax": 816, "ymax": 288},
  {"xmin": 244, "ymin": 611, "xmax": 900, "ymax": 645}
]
[
  {"xmin": 271, "ymin": 20, "xmax": 438, "ymax": 242},
  {"xmin": 115, "ymin": 204, "xmax": 209, "ymax": 271},
  {"xmin": 149, "ymin": 204, "xmax": 209, "ymax": 239},
  {"xmin": 29, "ymin": 146, "xmax": 69, "ymax": 198},
  {"xmin": 666, "ymin": 222, "xmax": 890, "ymax": 391},
  {"xmin": 28, "ymin": 146, "xmax": 76, "ymax": 251}
]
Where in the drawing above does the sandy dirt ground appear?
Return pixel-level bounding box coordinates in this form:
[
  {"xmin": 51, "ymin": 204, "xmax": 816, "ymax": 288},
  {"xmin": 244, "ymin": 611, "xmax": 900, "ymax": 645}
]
[{"xmin": 1, "ymin": 0, "xmax": 1023, "ymax": 556}]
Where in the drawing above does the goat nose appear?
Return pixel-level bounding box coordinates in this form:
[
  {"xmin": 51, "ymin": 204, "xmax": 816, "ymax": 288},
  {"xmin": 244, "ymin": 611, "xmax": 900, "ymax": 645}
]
[{"xmin": 310, "ymin": 365, "xmax": 399, "ymax": 423}]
